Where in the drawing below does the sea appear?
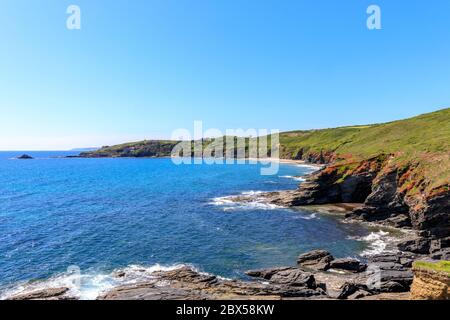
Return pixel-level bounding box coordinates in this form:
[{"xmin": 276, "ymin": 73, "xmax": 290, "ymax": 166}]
[{"xmin": 0, "ymin": 151, "xmax": 399, "ymax": 299}]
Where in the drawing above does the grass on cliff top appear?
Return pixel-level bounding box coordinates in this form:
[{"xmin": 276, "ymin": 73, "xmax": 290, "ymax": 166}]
[
  {"xmin": 279, "ymin": 108, "xmax": 450, "ymax": 159},
  {"xmin": 88, "ymin": 108, "xmax": 450, "ymax": 160},
  {"xmin": 279, "ymin": 108, "xmax": 450, "ymax": 193},
  {"xmin": 413, "ymin": 261, "xmax": 450, "ymax": 274}
]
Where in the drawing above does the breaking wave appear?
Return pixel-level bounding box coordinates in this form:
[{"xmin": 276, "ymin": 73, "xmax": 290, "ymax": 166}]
[
  {"xmin": 296, "ymin": 164, "xmax": 323, "ymax": 171},
  {"xmin": 348, "ymin": 230, "xmax": 398, "ymax": 256},
  {"xmin": 0, "ymin": 264, "xmax": 189, "ymax": 301},
  {"xmin": 293, "ymin": 212, "xmax": 318, "ymax": 220},
  {"xmin": 279, "ymin": 175, "xmax": 306, "ymax": 182},
  {"xmin": 209, "ymin": 191, "xmax": 282, "ymax": 211}
]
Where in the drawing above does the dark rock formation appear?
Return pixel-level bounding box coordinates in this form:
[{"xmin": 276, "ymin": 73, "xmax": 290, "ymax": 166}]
[
  {"xmin": 100, "ymin": 266, "xmax": 325, "ymax": 300},
  {"xmin": 329, "ymin": 258, "xmax": 367, "ymax": 273},
  {"xmin": 347, "ymin": 289, "xmax": 371, "ymax": 300},
  {"xmin": 245, "ymin": 154, "xmax": 448, "ymax": 254},
  {"xmin": 410, "ymin": 192, "xmax": 450, "ymax": 239},
  {"xmin": 8, "ymin": 250, "xmax": 427, "ymax": 300},
  {"xmin": 297, "ymin": 250, "xmax": 334, "ymax": 271},
  {"xmin": 246, "ymin": 267, "xmax": 316, "ymax": 288},
  {"xmin": 430, "ymin": 248, "xmax": 450, "ymax": 260},
  {"xmin": 397, "ymin": 238, "xmax": 431, "ymax": 254},
  {"xmin": 17, "ymin": 154, "xmax": 33, "ymax": 160},
  {"xmin": 335, "ymin": 282, "xmax": 360, "ymax": 299},
  {"xmin": 365, "ymin": 253, "xmax": 416, "ymax": 293},
  {"xmin": 99, "ymin": 253, "xmax": 418, "ymax": 300}
]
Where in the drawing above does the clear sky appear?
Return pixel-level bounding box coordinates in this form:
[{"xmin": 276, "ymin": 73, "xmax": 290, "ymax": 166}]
[{"xmin": 1, "ymin": 0, "xmax": 449, "ymax": 150}]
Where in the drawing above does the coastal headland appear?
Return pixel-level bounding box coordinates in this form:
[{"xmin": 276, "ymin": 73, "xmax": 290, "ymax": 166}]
[{"xmin": 15, "ymin": 108, "xmax": 447, "ymax": 300}]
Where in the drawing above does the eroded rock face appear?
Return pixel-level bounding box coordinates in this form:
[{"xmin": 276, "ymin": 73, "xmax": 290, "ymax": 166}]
[
  {"xmin": 410, "ymin": 266, "xmax": 450, "ymax": 300},
  {"xmin": 266, "ymin": 166, "xmax": 376, "ymax": 207},
  {"xmin": 329, "ymin": 258, "xmax": 367, "ymax": 273},
  {"xmin": 397, "ymin": 238, "xmax": 431, "ymax": 254},
  {"xmin": 409, "ymin": 192, "xmax": 450, "ymax": 239},
  {"xmin": 297, "ymin": 250, "xmax": 334, "ymax": 271},
  {"xmin": 246, "ymin": 267, "xmax": 316, "ymax": 288},
  {"xmin": 430, "ymin": 248, "xmax": 450, "ymax": 261},
  {"xmin": 365, "ymin": 253, "xmax": 416, "ymax": 293},
  {"xmin": 251, "ymin": 156, "xmax": 448, "ymax": 252}
]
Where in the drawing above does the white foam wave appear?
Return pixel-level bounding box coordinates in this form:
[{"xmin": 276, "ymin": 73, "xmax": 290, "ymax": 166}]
[
  {"xmin": 349, "ymin": 230, "xmax": 397, "ymax": 256},
  {"xmin": 296, "ymin": 164, "xmax": 323, "ymax": 171},
  {"xmin": 0, "ymin": 264, "xmax": 189, "ymax": 301},
  {"xmin": 240, "ymin": 191, "xmax": 264, "ymax": 196},
  {"xmin": 293, "ymin": 213, "xmax": 317, "ymax": 220},
  {"xmin": 209, "ymin": 191, "xmax": 282, "ymax": 211},
  {"xmin": 279, "ymin": 175, "xmax": 306, "ymax": 182},
  {"xmin": 0, "ymin": 271, "xmax": 115, "ymax": 301}
]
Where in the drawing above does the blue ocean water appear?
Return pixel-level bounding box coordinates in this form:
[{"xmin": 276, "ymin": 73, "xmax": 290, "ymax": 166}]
[{"xmin": 0, "ymin": 151, "xmax": 384, "ymax": 297}]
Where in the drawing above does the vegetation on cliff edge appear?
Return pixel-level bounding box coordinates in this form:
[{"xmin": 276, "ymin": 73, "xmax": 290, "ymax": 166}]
[{"xmin": 413, "ymin": 261, "xmax": 450, "ymax": 274}]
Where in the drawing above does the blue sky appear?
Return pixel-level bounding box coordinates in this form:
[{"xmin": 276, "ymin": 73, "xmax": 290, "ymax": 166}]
[{"xmin": 1, "ymin": 0, "xmax": 449, "ymax": 150}]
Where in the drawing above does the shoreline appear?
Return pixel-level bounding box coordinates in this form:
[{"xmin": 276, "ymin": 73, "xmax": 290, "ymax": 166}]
[
  {"xmin": 2, "ymin": 181, "xmax": 416, "ymax": 301},
  {"xmin": 70, "ymin": 154, "xmax": 325, "ymax": 169},
  {"xmin": 1, "ymin": 158, "xmax": 446, "ymax": 300},
  {"xmin": 2, "ymin": 247, "xmax": 424, "ymax": 300}
]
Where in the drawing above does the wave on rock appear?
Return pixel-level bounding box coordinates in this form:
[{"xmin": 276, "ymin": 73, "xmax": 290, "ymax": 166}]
[
  {"xmin": 0, "ymin": 264, "xmax": 190, "ymax": 301},
  {"xmin": 348, "ymin": 230, "xmax": 398, "ymax": 256},
  {"xmin": 209, "ymin": 191, "xmax": 283, "ymax": 211},
  {"xmin": 279, "ymin": 175, "xmax": 306, "ymax": 182}
]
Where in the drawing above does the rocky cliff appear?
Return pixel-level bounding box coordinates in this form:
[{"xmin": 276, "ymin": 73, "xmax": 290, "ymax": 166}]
[
  {"xmin": 410, "ymin": 261, "xmax": 450, "ymax": 300},
  {"xmin": 262, "ymin": 152, "xmax": 449, "ymax": 256}
]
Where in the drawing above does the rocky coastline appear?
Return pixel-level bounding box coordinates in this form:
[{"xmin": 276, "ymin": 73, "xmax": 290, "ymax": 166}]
[
  {"xmin": 7, "ymin": 109, "xmax": 448, "ymax": 300},
  {"xmin": 6, "ymin": 249, "xmax": 430, "ymax": 300},
  {"xmin": 7, "ymin": 145, "xmax": 450, "ymax": 301},
  {"xmin": 97, "ymin": 249, "xmax": 426, "ymax": 300},
  {"xmin": 236, "ymin": 154, "xmax": 450, "ymax": 259},
  {"xmin": 6, "ymin": 155, "xmax": 449, "ymax": 300},
  {"xmin": 6, "ymin": 158, "xmax": 448, "ymax": 301}
]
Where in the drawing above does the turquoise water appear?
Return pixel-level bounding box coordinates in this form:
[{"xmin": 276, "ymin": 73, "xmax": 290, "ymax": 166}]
[{"xmin": 0, "ymin": 151, "xmax": 374, "ymax": 297}]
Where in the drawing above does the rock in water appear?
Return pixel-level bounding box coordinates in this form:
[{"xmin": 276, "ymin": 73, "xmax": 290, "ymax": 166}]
[
  {"xmin": 17, "ymin": 154, "xmax": 33, "ymax": 160},
  {"xmin": 297, "ymin": 250, "xmax": 334, "ymax": 271}
]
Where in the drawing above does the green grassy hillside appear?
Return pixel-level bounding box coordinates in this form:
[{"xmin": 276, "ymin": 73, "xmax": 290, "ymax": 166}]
[
  {"xmin": 83, "ymin": 108, "xmax": 449, "ymax": 159},
  {"xmin": 278, "ymin": 108, "xmax": 450, "ymax": 196},
  {"xmin": 279, "ymin": 108, "xmax": 450, "ymax": 160}
]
